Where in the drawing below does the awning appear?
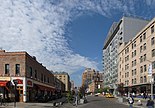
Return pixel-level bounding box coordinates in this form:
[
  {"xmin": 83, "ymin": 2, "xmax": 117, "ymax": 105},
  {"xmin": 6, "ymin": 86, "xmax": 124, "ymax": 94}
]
[
  {"xmin": 0, "ymin": 81, "xmax": 9, "ymax": 86},
  {"xmin": 34, "ymin": 84, "xmax": 55, "ymax": 92}
]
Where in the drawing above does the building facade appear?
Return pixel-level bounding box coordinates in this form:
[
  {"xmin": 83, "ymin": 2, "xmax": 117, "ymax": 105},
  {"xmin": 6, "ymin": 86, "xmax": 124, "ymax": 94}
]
[
  {"xmin": 118, "ymin": 17, "xmax": 155, "ymax": 95},
  {"xmin": 82, "ymin": 68, "xmax": 103, "ymax": 92},
  {"xmin": 103, "ymin": 16, "xmax": 149, "ymax": 94},
  {"xmin": 54, "ymin": 72, "xmax": 71, "ymax": 92},
  {"xmin": 88, "ymin": 80, "xmax": 103, "ymax": 94},
  {"xmin": 0, "ymin": 50, "xmax": 56, "ymax": 102}
]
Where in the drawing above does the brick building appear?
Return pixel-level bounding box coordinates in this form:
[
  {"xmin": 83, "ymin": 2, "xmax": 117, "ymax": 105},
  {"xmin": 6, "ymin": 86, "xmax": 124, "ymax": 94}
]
[
  {"xmin": 0, "ymin": 50, "xmax": 56, "ymax": 102},
  {"xmin": 82, "ymin": 68, "xmax": 103, "ymax": 93}
]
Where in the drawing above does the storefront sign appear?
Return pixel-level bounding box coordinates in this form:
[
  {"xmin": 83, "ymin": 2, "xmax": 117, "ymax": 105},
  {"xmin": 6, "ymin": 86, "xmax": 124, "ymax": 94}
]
[
  {"xmin": 0, "ymin": 77, "xmax": 10, "ymax": 81},
  {"xmin": 16, "ymin": 79, "xmax": 23, "ymax": 84}
]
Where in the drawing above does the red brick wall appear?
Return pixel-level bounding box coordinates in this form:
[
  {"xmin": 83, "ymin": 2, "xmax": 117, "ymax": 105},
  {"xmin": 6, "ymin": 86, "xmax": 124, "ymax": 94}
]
[
  {"xmin": 0, "ymin": 50, "xmax": 55, "ymax": 87},
  {"xmin": 0, "ymin": 50, "xmax": 26, "ymax": 76}
]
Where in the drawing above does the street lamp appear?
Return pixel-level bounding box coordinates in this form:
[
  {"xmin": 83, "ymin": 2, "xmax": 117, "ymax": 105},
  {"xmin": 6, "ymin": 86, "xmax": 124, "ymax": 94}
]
[{"xmin": 13, "ymin": 79, "xmax": 18, "ymax": 107}]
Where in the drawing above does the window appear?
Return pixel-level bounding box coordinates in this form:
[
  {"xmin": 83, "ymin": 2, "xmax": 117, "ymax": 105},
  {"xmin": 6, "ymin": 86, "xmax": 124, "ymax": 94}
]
[
  {"xmin": 132, "ymin": 52, "xmax": 134, "ymax": 58},
  {"xmin": 125, "ymin": 48, "xmax": 129, "ymax": 54},
  {"xmin": 35, "ymin": 70, "xmax": 37, "ymax": 79},
  {"xmin": 144, "ymin": 76, "xmax": 147, "ymax": 82},
  {"xmin": 134, "ymin": 69, "xmax": 137, "ymax": 75},
  {"xmin": 140, "ymin": 56, "xmax": 143, "ymax": 63},
  {"xmin": 143, "ymin": 43, "xmax": 146, "ymax": 50},
  {"xmin": 143, "ymin": 32, "xmax": 146, "ymax": 40},
  {"xmin": 152, "ymin": 61, "xmax": 155, "ymax": 69},
  {"xmin": 151, "ymin": 25, "xmax": 154, "ymax": 34},
  {"xmin": 152, "ymin": 49, "xmax": 155, "ymax": 57},
  {"xmin": 5, "ymin": 64, "xmax": 9, "ymax": 74},
  {"xmin": 47, "ymin": 77, "xmax": 50, "ymax": 83},
  {"xmin": 151, "ymin": 37, "xmax": 155, "ymax": 45},
  {"xmin": 144, "ymin": 65, "xmax": 147, "ymax": 72},
  {"xmin": 140, "ymin": 77, "xmax": 143, "ymax": 83},
  {"xmin": 132, "ymin": 79, "xmax": 134, "ymax": 84},
  {"xmin": 140, "ymin": 35, "xmax": 142, "ymax": 42},
  {"xmin": 132, "ymin": 43, "xmax": 134, "ymax": 49},
  {"xmin": 132, "ymin": 41, "xmax": 136, "ymax": 49},
  {"xmin": 140, "ymin": 66, "xmax": 143, "ymax": 73},
  {"xmin": 132, "ymin": 70, "xmax": 134, "ymax": 76},
  {"xmin": 15, "ymin": 64, "xmax": 20, "ymax": 74},
  {"xmin": 140, "ymin": 46, "xmax": 143, "ymax": 53},
  {"xmin": 29, "ymin": 67, "xmax": 33, "ymax": 77},
  {"xmin": 144, "ymin": 54, "xmax": 146, "ymax": 61},
  {"xmin": 41, "ymin": 73, "xmax": 43, "ymax": 82},
  {"xmin": 134, "ymin": 41, "xmax": 136, "ymax": 47},
  {"xmin": 134, "ymin": 60, "xmax": 136, "ymax": 66},
  {"xmin": 44, "ymin": 75, "xmax": 46, "ymax": 82},
  {"xmin": 134, "ymin": 78, "xmax": 136, "ymax": 84},
  {"xmin": 134, "ymin": 50, "xmax": 136, "ymax": 56}
]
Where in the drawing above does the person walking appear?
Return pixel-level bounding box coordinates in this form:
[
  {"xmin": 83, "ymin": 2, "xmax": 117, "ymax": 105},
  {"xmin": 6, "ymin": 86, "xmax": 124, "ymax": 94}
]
[
  {"xmin": 146, "ymin": 97, "xmax": 154, "ymax": 108},
  {"xmin": 128, "ymin": 94, "xmax": 134, "ymax": 108}
]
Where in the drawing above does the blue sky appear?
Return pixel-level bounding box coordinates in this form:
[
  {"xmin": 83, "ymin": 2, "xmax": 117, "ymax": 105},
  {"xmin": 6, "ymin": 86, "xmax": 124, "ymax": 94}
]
[{"xmin": 0, "ymin": 0, "xmax": 155, "ymax": 86}]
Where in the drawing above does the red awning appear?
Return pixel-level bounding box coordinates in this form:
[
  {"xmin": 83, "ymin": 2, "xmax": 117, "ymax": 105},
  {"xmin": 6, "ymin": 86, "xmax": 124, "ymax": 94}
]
[{"xmin": 0, "ymin": 81, "xmax": 9, "ymax": 86}]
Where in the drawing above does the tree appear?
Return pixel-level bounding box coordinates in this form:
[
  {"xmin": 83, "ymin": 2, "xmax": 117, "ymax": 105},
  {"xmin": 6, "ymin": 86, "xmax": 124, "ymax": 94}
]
[
  {"xmin": 117, "ymin": 83, "xmax": 125, "ymax": 96},
  {"xmin": 103, "ymin": 87, "xmax": 110, "ymax": 93}
]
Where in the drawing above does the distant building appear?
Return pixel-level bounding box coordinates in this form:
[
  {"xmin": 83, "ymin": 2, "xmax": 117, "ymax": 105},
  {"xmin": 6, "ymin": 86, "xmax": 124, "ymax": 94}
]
[
  {"xmin": 71, "ymin": 80, "xmax": 74, "ymax": 91},
  {"xmin": 0, "ymin": 50, "xmax": 55, "ymax": 102},
  {"xmin": 103, "ymin": 16, "xmax": 149, "ymax": 94},
  {"xmin": 82, "ymin": 68, "xmax": 103, "ymax": 92},
  {"xmin": 53, "ymin": 72, "xmax": 71, "ymax": 92},
  {"xmin": 88, "ymin": 80, "xmax": 103, "ymax": 93},
  {"xmin": 54, "ymin": 77, "xmax": 65, "ymax": 93}
]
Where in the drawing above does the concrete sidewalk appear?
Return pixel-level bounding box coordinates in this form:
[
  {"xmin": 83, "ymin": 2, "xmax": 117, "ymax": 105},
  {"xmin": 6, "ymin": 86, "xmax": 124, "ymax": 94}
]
[{"xmin": 120, "ymin": 97, "xmax": 151, "ymax": 108}]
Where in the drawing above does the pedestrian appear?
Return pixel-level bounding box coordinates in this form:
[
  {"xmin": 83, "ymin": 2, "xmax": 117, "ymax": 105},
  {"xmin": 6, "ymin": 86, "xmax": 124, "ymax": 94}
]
[
  {"xmin": 144, "ymin": 92, "xmax": 146, "ymax": 99},
  {"xmin": 146, "ymin": 97, "xmax": 154, "ymax": 108},
  {"xmin": 128, "ymin": 94, "xmax": 134, "ymax": 108}
]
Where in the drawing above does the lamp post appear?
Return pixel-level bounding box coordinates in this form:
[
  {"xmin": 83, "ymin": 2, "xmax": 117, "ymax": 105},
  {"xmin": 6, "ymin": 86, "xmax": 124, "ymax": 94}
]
[{"xmin": 13, "ymin": 79, "xmax": 18, "ymax": 107}]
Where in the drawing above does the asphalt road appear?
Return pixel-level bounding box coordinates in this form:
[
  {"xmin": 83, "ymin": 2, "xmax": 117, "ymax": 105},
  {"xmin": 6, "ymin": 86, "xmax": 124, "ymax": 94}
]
[
  {"xmin": 0, "ymin": 96, "xmax": 131, "ymax": 108},
  {"xmin": 77, "ymin": 96, "xmax": 129, "ymax": 108}
]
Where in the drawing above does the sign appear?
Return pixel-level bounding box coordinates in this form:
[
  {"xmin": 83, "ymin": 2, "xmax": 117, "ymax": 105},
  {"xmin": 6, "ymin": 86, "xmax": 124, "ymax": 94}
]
[
  {"xmin": 148, "ymin": 64, "xmax": 152, "ymax": 76},
  {"xmin": 0, "ymin": 77, "xmax": 10, "ymax": 81},
  {"xmin": 16, "ymin": 79, "xmax": 23, "ymax": 84}
]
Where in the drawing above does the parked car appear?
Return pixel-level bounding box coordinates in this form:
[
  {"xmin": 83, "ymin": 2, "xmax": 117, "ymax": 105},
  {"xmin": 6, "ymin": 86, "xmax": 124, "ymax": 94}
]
[{"xmin": 105, "ymin": 93, "xmax": 114, "ymax": 98}]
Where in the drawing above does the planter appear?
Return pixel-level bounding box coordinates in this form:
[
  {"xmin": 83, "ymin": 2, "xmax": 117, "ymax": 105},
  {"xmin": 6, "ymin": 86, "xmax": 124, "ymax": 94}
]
[{"xmin": 118, "ymin": 97, "xmax": 127, "ymax": 103}]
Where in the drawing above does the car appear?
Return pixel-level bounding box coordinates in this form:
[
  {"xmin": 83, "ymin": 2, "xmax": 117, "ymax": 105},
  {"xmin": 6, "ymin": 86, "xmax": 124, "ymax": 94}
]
[{"xmin": 105, "ymin": 93, "xmax": 114, "ymax": 98}]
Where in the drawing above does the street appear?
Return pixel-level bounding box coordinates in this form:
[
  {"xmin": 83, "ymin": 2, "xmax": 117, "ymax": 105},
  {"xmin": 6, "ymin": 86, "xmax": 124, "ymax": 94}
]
[
  {"xmin": 77, "ymin": 96, "xmax": 129, "ymax": 108},
  {"xmin": 0, "ymin": 96, "xmax": 130, "ymax": 108},
  {"xmin": 1, "ymin": 96, "xmax": 140, "ymax": 108}
]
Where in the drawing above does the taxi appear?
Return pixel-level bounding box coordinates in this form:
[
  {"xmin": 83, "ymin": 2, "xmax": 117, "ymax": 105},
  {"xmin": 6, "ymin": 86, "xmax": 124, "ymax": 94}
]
[{"xmin": 105, "ymin": 93, "xmax": 114, "ymax": 98}]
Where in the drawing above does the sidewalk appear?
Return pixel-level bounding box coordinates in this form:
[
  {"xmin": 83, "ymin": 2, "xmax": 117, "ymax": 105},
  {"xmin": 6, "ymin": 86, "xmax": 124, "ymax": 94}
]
[{"xmin": 118, "ymin": 97, "xmax": 150, "ymax": 108}]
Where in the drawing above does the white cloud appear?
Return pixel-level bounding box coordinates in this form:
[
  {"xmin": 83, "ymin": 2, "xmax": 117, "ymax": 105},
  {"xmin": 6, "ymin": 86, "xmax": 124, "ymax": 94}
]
[{"xmin": 0, "ymin": 0, "xmax": 154, "ymax": 74}]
